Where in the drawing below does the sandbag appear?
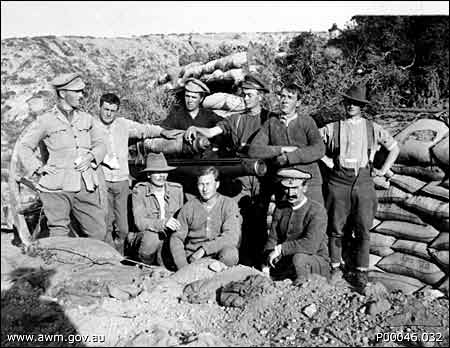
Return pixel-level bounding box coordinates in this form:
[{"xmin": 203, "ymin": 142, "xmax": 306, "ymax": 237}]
[
  {"xmin": 33, "ymin": 236, "xmax": 123, "ymax": 265},
  {"xmin": 391, "ymin": 239, "xmax": 431, "ymax": 261},
  {"xmin": 170, "ymin": 258, "xmax": 220, "ymax": 285},
  {"xmin": 375, "ymin": 203, "xmax": 425, "ymax": 225},
  {"xmin": 390, "ymin": 164, "xmax": 446, "ymax": 182},
  {"xmin": 370, "ymin": 246, "xmax": 394, "ymax": 257},
  {"xmin": 419, "ymin": 182, "xmax": 449, "ymax": 201},
  {"xmin": 428, "ymin": 249, "xmax": 449, "ymax": 269},
  {"xmin": 369, "ymin": 271, "xmax": 425, "ymax": 295},
  {"xmin": 395, "ymin": 118, "xmax": 449, "ymax": 165},
  {"xmin": 371, "ymin": 218, "xmax": 381, "ymax": 230},
  {"xmin": 431, "ymin": 135, "xmax": 449, "ymax": 167},
  {"xmin": 441, "ymin": 178, "xmax": 449, "ymax": 189},
  {"xmin": 203, "ymin": 92, "xmax": 246, "ymax": 112},
  {"xmin": 181, "ymin": 265, "xmax": 265, "ymax": 304},
  {"xmin": 377, "ymin": 252, "xmax": 445, "ymax": 285},
  {"xmin": 217, "ymin": 274, "xmax": 274, "ymax": 308},
  {"xmin": 369, "ymin": 254, "xmax": 382, "ymax": 271},
  {"xmin": 389, "ymin": 174, "xmax": 426, "ymax": 194},
  {"xmin": 370, "ymin": 232, "xmax": 396, "ymax": 248},
  {"xmin": 428, "ymin": 218, "xmax": 449, "ymax": 232},
  {"xmin": 438, "ymin": 277, "xmax": 449, "ymax": 297},
  {"xmin": 401, "ymin": 195, "xmax": 449, "ymax": 220},
  {"xmin": 376, "ymin": 186, "xmax": 412, "ymax": 203},
  {"xmin": 373, "ymin": 176, "xmax": 390, "ymax": 190},
  {"xmin": 375, "ymin": 221, "xmax": 439, "ymax": 243},
  {"xmin": 429, "ymin": 232, "xmax": 449, "ymax": 251}
]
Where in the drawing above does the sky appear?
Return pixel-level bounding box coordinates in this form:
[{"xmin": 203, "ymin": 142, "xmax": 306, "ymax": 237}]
[{"xmin": 1, "ymin": 1, "xmax": 448, "ymax": 39}]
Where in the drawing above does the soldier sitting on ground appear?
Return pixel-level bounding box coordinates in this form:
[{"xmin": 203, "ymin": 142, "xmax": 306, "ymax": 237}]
[
  {"xmin": 127, "ymin": 153, "xmax": 184, "ymax": 266},
  {"xmin": 169, "ymin": 166, "xmax": 242, "ymax": 270}
]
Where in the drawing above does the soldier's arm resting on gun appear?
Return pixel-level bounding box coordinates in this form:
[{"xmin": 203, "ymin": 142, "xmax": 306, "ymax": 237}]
[{"xmin": 184, "ymin": 126, "xmax": 223, "ymax": 143}]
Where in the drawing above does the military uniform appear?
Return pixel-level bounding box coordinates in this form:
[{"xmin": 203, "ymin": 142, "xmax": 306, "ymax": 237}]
[
  {"xmin": 130, "ymin": 180, "xmax": 184, "ymax": 265},
  {"xmin": 264, "ymin": 168, "xmax": 330, "ymax": 281},
  {"xmin": 18, "ymin": 73, "xmax": 107, "ymax": 239}
]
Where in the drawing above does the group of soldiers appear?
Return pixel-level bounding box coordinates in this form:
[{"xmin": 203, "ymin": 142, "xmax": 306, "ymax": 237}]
[{"xmin": 17, "ymin": 70, "xmax": 399, "ymax": 291}]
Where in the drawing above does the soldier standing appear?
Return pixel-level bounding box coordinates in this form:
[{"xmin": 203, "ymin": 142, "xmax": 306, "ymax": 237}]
[
  {"xmin": 18, "ymin": 73, "xmax": 107, "ymax": 239},
  {"xmin": 96, "ymin": 93, "xmax": 180, "ymax": 254},
  {"xmin": 320, "ymin": 84, "xmax": 399, "ymax": 290}
]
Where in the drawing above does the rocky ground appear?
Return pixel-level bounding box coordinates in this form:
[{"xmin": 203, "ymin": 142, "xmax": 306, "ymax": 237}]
[{"xmin": 1, "ymin": 231, "xmax": 449, "ymax": 347}]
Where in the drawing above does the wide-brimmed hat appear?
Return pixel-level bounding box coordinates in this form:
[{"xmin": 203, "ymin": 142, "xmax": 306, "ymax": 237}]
[
  {"xmin": 51, "ymin": 72, "xmax": 85, "ymax": 91},
  {"xmin": 340, "ymin": 84, "xmax": 370, "ymax": 105},
  {"xmin": 139, "ymin": 152, "xmax": 176, "ymax": 173}
]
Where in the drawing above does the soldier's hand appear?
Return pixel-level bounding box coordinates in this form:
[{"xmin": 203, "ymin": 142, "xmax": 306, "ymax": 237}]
[
  {"xmin": 74, "ymin": 153, "xmax": 94, "ymax": 172},
  {"xmin": 189, "ymin": 247, "xmax": 205, "ymax": 263},
  {"xmin": 268, "ymin": 245, "xmax": 282, "ymax": 268},
  {"xmin": 371, "ymin": 168, "xmax": 387, "ymax": 177},
  {"xmin": 273, "ymin": 153, "xmax": 288, "ymax": 167},
  {"xmin": 36, "ymin": 164, "xmax": 57, "ymax": 176},
  {"xmin": 281, "ymin": 146, "xmax": 298, "ymax": 153},
  {"xmin": 184, "ymin": 126, "xmax": 198, "ymax": 143},
  {"xmin": 165, "ymin": 217, "xmax": 181, "ymax": 231},
  {"xmin": 161, "ymin": 129, "xmax": 184, "ymax": 140}
]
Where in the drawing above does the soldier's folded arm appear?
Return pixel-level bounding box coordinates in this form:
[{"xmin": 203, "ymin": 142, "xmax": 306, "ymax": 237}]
[
  {"xmin": 285, "ymin": 117, "xmax": 326, "ymax": 164},
  {"xmin": 248, "ymin": 125, "xmax": 283, "ymax": 159}
]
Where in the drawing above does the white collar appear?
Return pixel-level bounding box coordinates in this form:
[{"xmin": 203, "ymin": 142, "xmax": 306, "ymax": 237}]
[
  {"xmin": 292, "ymin": 197, "xmax": 308, "ymax": 210},
  {"xmin": 345, "ymin": 116, "xmax": 363, "ymax": 124},
  {"xmin": 280, "ymin": 112, "xmax": 298, "ymax": 126}
]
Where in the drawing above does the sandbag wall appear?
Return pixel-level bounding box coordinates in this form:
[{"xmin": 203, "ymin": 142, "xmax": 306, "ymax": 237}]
[{"xmin": 369, "ymin": 118, "xmax": 449, "ymax": 296}]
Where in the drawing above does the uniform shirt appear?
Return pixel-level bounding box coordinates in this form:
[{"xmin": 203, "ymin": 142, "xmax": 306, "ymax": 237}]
[
  {"xmin": 97, "ymin": 117, "xmax": 161, "ymax": 182},
  {"xmin": 265, "ymin": 199, "xmax": 329, "ymax": 260},
  {"xmin": 320, "ymin": 117, "xmax": 397, "ymax": 170},
  {"xmin": 132, "ymin": 181, "xmax": 184, "ymax": 233},
  {"xmin": 248, "ymin": 114, "xmax": 325, "ymax": 185},
  {"xmin": 217, "ymin": 108, "xmax": 273, "ymax": 154},
  {"xmin": 170, "ymin": 193, "xmax": 241, "ymax": 268},
  {"xmin": 19, "ymin": 105, "xmax": 106, "ymax": 192}
]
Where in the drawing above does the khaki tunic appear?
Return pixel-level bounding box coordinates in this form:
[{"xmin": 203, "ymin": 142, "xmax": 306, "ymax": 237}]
[{"xmin": 19, "ymin": 106, "xmax": 106, "ymax": 192}]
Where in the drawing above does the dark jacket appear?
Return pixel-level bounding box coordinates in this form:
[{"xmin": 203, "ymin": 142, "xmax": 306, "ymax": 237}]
[
  {"xmin": 249, "ymin": 114, "xmax": 325, "ymax": 186},
  {"xmin": 265, "ymin": 199, "xmax": 329, "ymax": 260}
]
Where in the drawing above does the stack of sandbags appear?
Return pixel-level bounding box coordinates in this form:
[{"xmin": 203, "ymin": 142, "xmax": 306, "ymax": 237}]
[
  {"xmin": 155, "ymin": 52, "xmax": 248, "ymax": 89},
  {"xmin": 369, "ymin": 118, "xmax": 449, "ymax": 296},
  {"xmin": 202, "ymin": 92, "xmax": 246, "ymax": 114}
]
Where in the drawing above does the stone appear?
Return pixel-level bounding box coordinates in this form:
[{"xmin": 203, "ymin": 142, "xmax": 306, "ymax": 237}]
[
  {"xmin": 366, "ymin": 298, "xmax": 391, "ymax": 316},
  {"xmin": 302, "ymin": 303, "xmax": 317, "ymax": 318},
  {"xmin": 107, "ymin": 284, "xmax": 130, "ymax": 301}
]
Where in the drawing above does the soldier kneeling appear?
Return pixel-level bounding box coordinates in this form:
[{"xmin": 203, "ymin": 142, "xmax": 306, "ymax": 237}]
[
  {"xmin": 263, "ymin": 168, "xmax": 330, "ymax": 283},
  {"xmin": 127, "ymin": 153, "xmax": 183, "ymax": 267}
]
